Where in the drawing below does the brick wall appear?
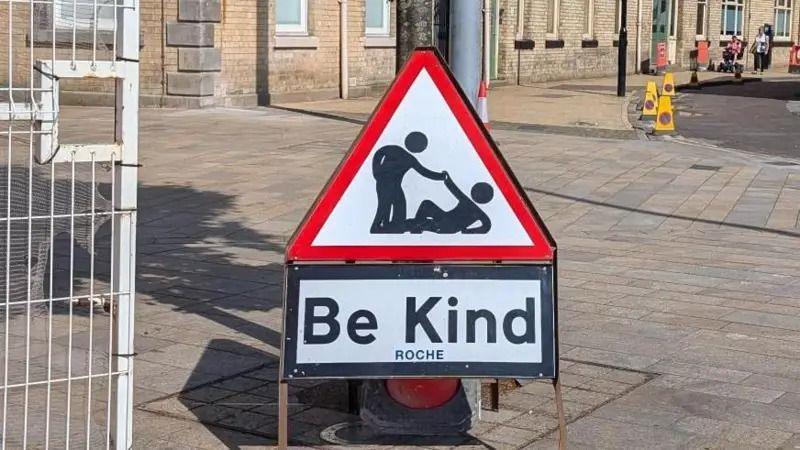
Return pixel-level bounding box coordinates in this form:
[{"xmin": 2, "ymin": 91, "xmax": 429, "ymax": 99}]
[
  {"xmin": 681, "ymin": 0, "xmax": 799, "ymax": 69},
  {"xmin": 266, "ymin": 0, "xmax": 397, "ymax": 103},
  {"xmin": 0, "ymin": 0, "xmax": 173, "ymax": 104},
  {"xmin": 2, "ymin": 0, "xmax": 797, "ymax": 107},
  {"xmin": 497, "ymin": 0, "xmax": 652, "ymax": 84},
  {"xmin": 346, "ymin": 0, "xmax": 397, "ymax": 98},
  {"xmin": 267, "ymin": 0, "xmax": 341, "ymax": 102},
  {"xmin": 217, "ymin": 0, "xmax": 265, "ymax": 104}
]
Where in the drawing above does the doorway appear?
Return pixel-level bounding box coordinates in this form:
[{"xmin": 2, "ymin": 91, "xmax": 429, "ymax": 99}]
[
  {"xmin": 651, "ymin": 0, "xmax": 670, "ymax": 67},
  {"xmin": 667, "ymin": 0, "xmax": 679, "ymax": 63},
  {"xmin": 489, "ymin": 0, "xmax": 500, "ymax": 80}
]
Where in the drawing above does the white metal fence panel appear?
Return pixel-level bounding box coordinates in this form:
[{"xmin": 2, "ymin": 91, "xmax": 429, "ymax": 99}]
[{"xmin": 0, "ymin": 0, "xmax": 138, "ymax": 447}]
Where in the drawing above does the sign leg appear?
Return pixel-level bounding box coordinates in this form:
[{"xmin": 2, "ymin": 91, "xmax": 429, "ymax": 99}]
[
  {"xmin": 553, "ymin": 378, "xmax": 567, "ymax": 450},
  {"xmin": 347, "ymin": 380, "xmax": 360, "ymax": 414},
  {"xmin": 490, "ymin": 379, "xmax": 500, "ymax": 411},
  {"xmin": 278, "ymin": 380, "xmax": 289, "ymax": 449}
]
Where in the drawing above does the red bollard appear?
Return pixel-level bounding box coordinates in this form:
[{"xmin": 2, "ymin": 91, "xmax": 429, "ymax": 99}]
[{"xmin": 790, "ymin": 44, "xmax": 800, "ymax": 74}]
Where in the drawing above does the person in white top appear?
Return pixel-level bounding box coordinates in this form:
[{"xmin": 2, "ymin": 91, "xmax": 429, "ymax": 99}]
[{"xmin": 753, "ymin": 27, "xmax": 770, "ymax": 74}]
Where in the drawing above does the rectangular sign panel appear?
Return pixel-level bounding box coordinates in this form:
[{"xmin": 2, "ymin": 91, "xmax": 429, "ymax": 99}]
[{"xmin": 282, "ymin": 264, "xmax": 556, "ymax": 379}]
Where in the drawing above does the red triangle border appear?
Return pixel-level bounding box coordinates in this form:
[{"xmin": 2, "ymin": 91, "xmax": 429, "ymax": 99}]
[{"xmin": 286, "ymin": 49, "xmax": 555, "ymax": 262}]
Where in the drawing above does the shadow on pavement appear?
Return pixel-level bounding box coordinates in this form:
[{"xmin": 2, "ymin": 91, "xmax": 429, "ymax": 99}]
[
  {"xmin": 135, "ymin": 182, "xmax": 285, "ymax": 350},
  {"xmin": 133, "ymin": 182, "xmax": 496, "ymax": 446},
  {"xmin": 177, "ymin": 339, "xmax": 280, "ymax": 447},
  {"xmin": 684, "ymin": 80, "xmax": 800, "ymax": 100}
]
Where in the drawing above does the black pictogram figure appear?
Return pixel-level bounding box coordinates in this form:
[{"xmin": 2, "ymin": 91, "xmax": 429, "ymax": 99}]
[
  {"xmin": 370, "ymin": 132, "xmax": 447, "ymax": 233},
  {"xmin": 409, "ymin": 177, "xmax": 493, "ymax": 234}
]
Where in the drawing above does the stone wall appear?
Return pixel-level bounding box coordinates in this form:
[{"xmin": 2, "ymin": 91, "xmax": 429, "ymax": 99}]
[
  {"xmin": 498, "ymin": 0, "xmax": 652, "ymax": 83},
  {"xmin": 265, "ymin": 0, "xmax": 397, "ymax": 103},
  {"xmin": 1, "ymin": 0, "xmax": 798, "ymax": 108},
  {"xmin": 675, "ymin": 0, "xmax": 799, "ymax": 71}
]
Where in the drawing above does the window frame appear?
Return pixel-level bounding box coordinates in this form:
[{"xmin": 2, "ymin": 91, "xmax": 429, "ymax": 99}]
[
  {"xmin": 583, "ymin": 0, "xmax": 595, "ymax": 38},
  {"xmin": 696, "ymin": 0, "xmax": 707, "ymax": 38},
  {"xmin": 276, "ymin": 0, "xmax": 308, "ymax": 35},
  {"xmin": 720, "ymin": 0, "xmax": 744, "ymax": 39},
  {"xmin": 365, "ymin": 0, "xmax": 391, "ymax": 36},
  {"xmin": 53, "ymin": 0, "xmax": 116, "ymax": 31},
  {"xmin": 669, "ymin": 0, "xmax": 679, "ymax": 38},
  {"xmin": 774, "ymin": 0, "xmax": 792, "ymax": 40},
  {"xmin": 546, "ymin": 0, "xmax": 560, "ymax": 37}
]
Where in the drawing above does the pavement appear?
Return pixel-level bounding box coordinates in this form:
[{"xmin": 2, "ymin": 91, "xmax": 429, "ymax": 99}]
[
  {"xmin": 274, "ymin": 69, "xmax": 786, "ymax": 138},
  {"xmin": 4, "ymin": 99, "xmax": 784, "ymax": 449}
]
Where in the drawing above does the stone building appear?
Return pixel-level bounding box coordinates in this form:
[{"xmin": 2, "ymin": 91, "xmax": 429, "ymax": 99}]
[
  {"xmin": 494, "ymin": 0, "xmax": 651, "ymax": 83},
  {"xmin": 494, "ymin": 0, "xmax": 798, "ymax": 83},
  {"xmin": 1, "ymin": 0, "xmax": 797, "ymax": 108}
]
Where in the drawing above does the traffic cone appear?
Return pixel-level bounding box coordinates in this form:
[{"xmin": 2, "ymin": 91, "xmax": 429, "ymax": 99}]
[
  {"xmin": 646, "ymin": 81, "xmax": 659, "ymax": 102},
  {"xmin": 652, "ymin": 95, "xmax": 676, "ymax": 135},
  {"xmin": 640, "ymin": 91, "xmax": 658, "ymax": 121},
  {"xmin": 661, "ymin": 72, "xmax": 675, "ymax": 96},
  {"xmin": 477, "ymin": 80, "xmax": 491, "ymax": 130},
  {"xmin": 688, "ymin": 70, "xmax": 700, "ymax": 89}
]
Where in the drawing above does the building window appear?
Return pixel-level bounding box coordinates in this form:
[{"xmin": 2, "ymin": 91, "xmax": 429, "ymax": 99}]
[
  {"xmin": 720, "ymin": 0, "xmax": 744, "ymax": 37},
  {"xmin": 53, "ymin": 0, "xmax": 116, "ymax": 31},
  {"xmin": 366, "ymin": 0, "xmax": 390, "ymax": 35},
  {"xmin": 584, "ymin": 0, "xmax": 595, "ymax": 36},
  {"xmin": 696, "ymin": 0, "xmax": 707, "ymax": 36},
  {"xmin": 775, "ymin": 0, "xmax": 792, "ymax": 39},
  {"xmin": 669, "ymin": 0, "xmax": 679, "ymax": 37},
  {"xmin": 547, "ymin": 0, "xmax": 560, "ymax": 35},
  {"xmin": 277, "ymin": 0, "xmax": 308, "ymax": 34}
]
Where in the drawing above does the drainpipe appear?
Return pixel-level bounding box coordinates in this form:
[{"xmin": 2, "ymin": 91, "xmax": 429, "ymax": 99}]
[
  {"xmin": 340, "ymin": 0, "xmax": 349, "ymax": 99},
  {"xmin": 483, "ymin": 0, "xmax": 491, "ymax": 84},
  {"xmin": 516, "ymin": 0, "xmax": 524, "ymax": 85},
  {"xmin": 635, "ymin": 0, "xmax": 642, "ymax": 72},
  {"xmin": 160, "ymin": 0, "xmax": 166, "ymax": 106},
  {"xmin": 744, "ymin": 1, "xmax": 752, "ymax": 70}
]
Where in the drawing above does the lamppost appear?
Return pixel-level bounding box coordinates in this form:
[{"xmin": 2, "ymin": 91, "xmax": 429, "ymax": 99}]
[{"xmin": 617, "ymin": 0, "xmax": 628, "ymax": 97}]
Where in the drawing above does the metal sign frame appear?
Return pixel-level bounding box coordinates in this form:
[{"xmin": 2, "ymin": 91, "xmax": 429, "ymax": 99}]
[{"xmin": 278, "ymin": 48, "xmax": 565, "ymax": 450}]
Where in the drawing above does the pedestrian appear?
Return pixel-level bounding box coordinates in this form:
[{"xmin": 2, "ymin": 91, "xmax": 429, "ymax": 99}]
[{"xmin": 752, "ymin": 27, "xmax": 769, "ymax": 74}]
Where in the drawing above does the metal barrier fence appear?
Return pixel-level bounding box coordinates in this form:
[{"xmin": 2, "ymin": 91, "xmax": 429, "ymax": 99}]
[{"xmin": 0, "ymin": 0, "xmax": 138, "ymax": 447}]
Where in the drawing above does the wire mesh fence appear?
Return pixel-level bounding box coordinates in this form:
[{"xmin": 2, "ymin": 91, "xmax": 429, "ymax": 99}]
[{"xmin": 0, "ymin": 0, "xmax": 138, "ymax": 447}]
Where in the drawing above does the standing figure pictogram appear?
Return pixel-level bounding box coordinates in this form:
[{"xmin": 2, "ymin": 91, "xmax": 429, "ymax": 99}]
[{"xmin": 370, "ymin": 131, "xmax": 447, "ymax": 233}]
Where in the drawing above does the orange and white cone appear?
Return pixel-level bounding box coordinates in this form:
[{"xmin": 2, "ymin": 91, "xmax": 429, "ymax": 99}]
[{"xmin": 477, "ymin": 81, "xmax": 491, "ymax": 131}]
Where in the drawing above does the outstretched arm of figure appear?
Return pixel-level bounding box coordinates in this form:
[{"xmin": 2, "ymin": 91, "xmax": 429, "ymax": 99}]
[
  {"xmin": 443, "ymin": 176, "xmax": 470, "ymax": 202},
  {"xmin": 462, "ymin": 211, "xmax": 491, "ymax": 234},
  {"xmin": 412, "ymin": 160, "xmax": 446, "ymax": 181}
]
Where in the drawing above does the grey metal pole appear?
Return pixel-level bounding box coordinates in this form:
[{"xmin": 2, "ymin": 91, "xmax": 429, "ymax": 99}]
[
  {"xmin": 449, "ymin": 0, "xmax": 482, "ymax": 107},
  {"xmin": 448, "ymin": 0, "xmax": 483, "ymax": 422}
]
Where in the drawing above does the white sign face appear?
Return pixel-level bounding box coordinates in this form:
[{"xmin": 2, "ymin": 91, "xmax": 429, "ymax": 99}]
[
  {"xmin": 295, "ymin": 278, "xmax": 543, "ymax": 364},
  {"xmin": 283, "ymin": 265, "xmax": 557, "ymax": 379},
  {"xmin": 312, "ymin": 68, "xmax": 532, "ymax": 247}
]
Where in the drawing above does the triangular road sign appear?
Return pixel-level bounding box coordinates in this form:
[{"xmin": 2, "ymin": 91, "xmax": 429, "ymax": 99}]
[{"xmin": 287, "ymin": 49, "xmax": 555, "ymax": 262}]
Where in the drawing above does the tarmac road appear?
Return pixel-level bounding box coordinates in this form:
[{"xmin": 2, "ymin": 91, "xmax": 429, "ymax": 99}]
[{"xmin": 676, "ymin": 77, "xmax": 800, "ymax": 160}]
